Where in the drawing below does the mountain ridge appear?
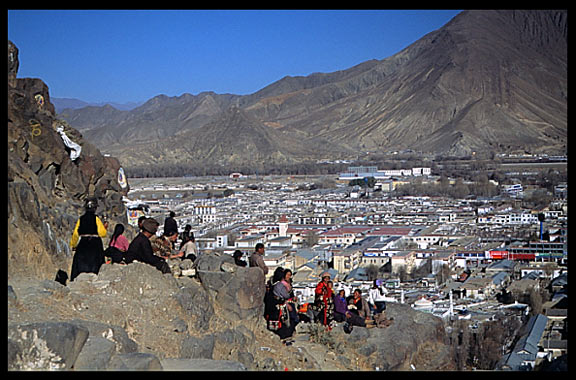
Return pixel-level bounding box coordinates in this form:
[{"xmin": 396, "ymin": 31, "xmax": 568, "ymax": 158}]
[{"xmin": 59, "ymin": 10, "xmax": 567, "ymax": 170}]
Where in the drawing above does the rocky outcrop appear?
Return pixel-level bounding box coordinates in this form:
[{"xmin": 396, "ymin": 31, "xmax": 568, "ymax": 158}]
[
  {"xmin": 8, "ymin": 40, "xmax": 130, "ymax": 280},
  {"xmin": 195, "ymin": 251, "xmax": 266, "ymax": 321},
  {"xmin": 8, "ymin": 253, "xmax": 456, "ymax": 371},
  {"xmin": 327, "ymin": 303, "xmax": 455, "ymax": 370}
]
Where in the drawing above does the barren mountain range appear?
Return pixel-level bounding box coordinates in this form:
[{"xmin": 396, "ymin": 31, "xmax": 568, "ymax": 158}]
[{"xmin": 59, "ymin": 10, "xmax": 567, "ymax": 170}]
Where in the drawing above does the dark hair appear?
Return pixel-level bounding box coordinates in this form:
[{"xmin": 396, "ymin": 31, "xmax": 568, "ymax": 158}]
[
  {"xmin": 169, "ymin": 211, "xmax": 176, "ymax": 218},
  {"xmin": 272, "ymin": 267, "xmax": 285, "ymax": 283},
  {"xmin": 164, "ymin": 230, "xmax": 177, "ymax": 237},
  {"xmin": 84, "ymin": 197, "xmax": 98, "ymax": 212},
  {"xmin": 109, "ymin": 223, "xmax": 125, "ymax": 247},
  {"xmin": 233, "ymin": 250, "xmax": 243, "ymax": 258},
  {"xmin": 184, "ymin": 224, "xmax": 192, "ymax": 231},
  {"xmin": 255, "ymin": 243, "xmax": 264, "ymax": 251}
]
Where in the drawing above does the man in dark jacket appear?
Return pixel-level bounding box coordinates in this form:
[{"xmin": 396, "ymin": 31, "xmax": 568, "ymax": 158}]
[
  {"xmin": 163, "ymin": 211, "xmax": 178, "ymax": 249},
  {"xmin": 164, "ymin": 211, "xmax": 178, "ymax": 235},
  {"xmin": 125, "ymin": 218, "xmax": 170, "ymax": 274}
]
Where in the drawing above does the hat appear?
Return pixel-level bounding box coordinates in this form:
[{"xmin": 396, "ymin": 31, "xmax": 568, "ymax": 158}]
[
  {"xmin": 142, "ymin": 218, "xmax": 159, "ymax": 234},
  {"xmin": 320, "ymin": 271, "xmax": 331, "ymax": 279}
]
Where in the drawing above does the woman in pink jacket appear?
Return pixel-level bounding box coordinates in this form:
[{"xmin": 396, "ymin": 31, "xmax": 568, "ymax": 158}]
[{"xmin": 105, "ymin": 223, "xmax": 129, "ymax": 263}]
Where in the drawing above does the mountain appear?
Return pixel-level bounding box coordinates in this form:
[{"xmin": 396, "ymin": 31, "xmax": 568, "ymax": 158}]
[
  {"xmin": 53, "ymin": 97, "xmax": 144, "ymax": 112},
  {"xmin": 59, "ymin": 10, "xmax": 567, "ymax": 170}
]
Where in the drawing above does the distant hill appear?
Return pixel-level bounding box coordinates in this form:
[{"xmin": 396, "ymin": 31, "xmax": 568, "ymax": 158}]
[
  {"xmin": 52, "ymin": 97, "xmax": 144, "ymax": 112},
  {"xmin": 59, "ymin": 10, "xmax": 567, "ymax": 171}
]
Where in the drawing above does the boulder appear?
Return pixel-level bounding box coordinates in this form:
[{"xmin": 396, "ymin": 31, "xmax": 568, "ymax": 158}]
[
  {"xmin": 196, "ymin": 252, "xmax": 265, "ymax": 321},
  {"xmin": 67, "ymin": 319, "xmax": 138, "ymax": 354},
  {"xmin": 7, "ymin": 322, "xmax": 89, "ymax": 370},
  {"xmin": 72, "ymin": 336, "xmax": 117, "ymax": 370},
  {"xmin": 331, "ymin": 302, "xmax": 456, "ymax": 370},
  {"xmin": 107, "ymin": 352, "xmax": 163, "ymax": 371},
  {"xmin": 173, "ymin": 279, "xmax": 213, "ymax": 330},
  {"xmin": 180, "ymin": 334, "xmax": 215, "ymax": 359}
]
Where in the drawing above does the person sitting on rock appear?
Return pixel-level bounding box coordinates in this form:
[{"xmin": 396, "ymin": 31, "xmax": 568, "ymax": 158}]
[
  {"xmin": 333, "ymin": 289, "xmax": 348, "ymax": 323},
  {"xmin": 124, "ymin": 218, "xmax": 170, "ymax": 274},
  {"xmin": 368, "ymin": 279, "xmax": 388, "ymax": 315},
  {"xmin": 346, "ymin": 289, "xmax": 372, "ymax": 328},
  {"xmin": 179, "ymin": 224, "xmax": 192, "ymax": 250},
  {"xmin": 179, "ymin": 234, "xmax": 198, "ymax": 262},
  {"xmin": 232, "ymin": 250, "xmax": 246, "ymax": 267},
  {"xmin": 150, "ymin": 230, "xmax": 180, "ymax": 260},
  {"xmin": 104, "ymin": 223, "xmax": 129, "ymax": 264}
]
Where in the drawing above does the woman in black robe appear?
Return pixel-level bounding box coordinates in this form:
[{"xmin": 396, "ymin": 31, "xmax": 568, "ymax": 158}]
[{"xmin": 70, "ymin": 198, "xmax": 107, "ymax": 281}]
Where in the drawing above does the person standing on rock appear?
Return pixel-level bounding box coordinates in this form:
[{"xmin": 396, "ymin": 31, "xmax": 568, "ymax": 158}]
[
  {"xmin": 124, "ymin": 218, "xmax": 171, "ymax": 274},
  {"xmin": 249, "ymin": 243, "xmax": 268, "ymax": 277},
  {"xmin": 314, "ymin": 272, "xmax": 334, "ymax": 327},
  {"xmin": 70, "ymin": 197, "xmax": 107, "ymax": 281},
  {"xmin": 163, "ymin": 211, "xmax": 178, "ymax": 248}
]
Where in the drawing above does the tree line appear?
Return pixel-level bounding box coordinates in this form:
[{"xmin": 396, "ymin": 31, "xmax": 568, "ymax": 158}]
[
  {"xmin": 124, "ymin": 161, "xmax": 351, "ymax": 178},
  {"xmin": 393, "ymin": 175, "xmax": 499, "ymax": 198}
]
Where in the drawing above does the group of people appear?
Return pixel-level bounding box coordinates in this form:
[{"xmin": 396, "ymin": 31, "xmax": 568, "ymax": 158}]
[
  {"xmin": 70, "ymin": 199, "xmax": 391, "ymax": 342},
  {"xmin": 69, "ymin": 199, "xmax": 198, "ymax": 282},
  {"xmin": 261, "ymin": 268, "xmax": 392, "ymax": 342},
  {"xmin": 310, "ymin": 273, "xmax": 389, "ymax": 331}
]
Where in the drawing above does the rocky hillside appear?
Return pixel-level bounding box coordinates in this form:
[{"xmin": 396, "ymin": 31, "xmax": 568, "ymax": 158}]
[
  {"xmin": 60, "ymin": 10, "xmax": 566, "ymax": 170},
  {"xmin": 8, "ymin": 40, "xmax": 130, "ymax": 280},
  {"xmin": 8, "ymin": 253, "xmax": 456, "ymax": 371}
]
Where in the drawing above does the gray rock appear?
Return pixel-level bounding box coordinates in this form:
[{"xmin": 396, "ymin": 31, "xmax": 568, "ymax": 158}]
[
  {"xmin": 171, "ymin": 318, "xmax": 188, "ymax": 333},
  {"xmin": 73, "ymin": 336, "xmax": 116, "ymax": 370},
  {"xmin": 196, "ymin": 252, "xmax": 265, "ymax": 321},
  {"xmin": 160, "ymin": 358, "xmax": 246, "ymax": 371},
  {"xmin": 174, "ymin": 281, "xmax": 213, "ymax": 330},
  {"xmin": 235, "ymin": 351, "xmax": 255, "ymax": 370},
  {"xmin": 180, "ymin": 334, "xmax": 215, "ymax": 359},
  {"xmin": 68, "ymin": 319, "xmax": 138, "ymax": 354},
  {"xmin": 179, "ymin": 259, "xmax": 194, "ymax": 270},
  {"xmin": 8, "ymin": 321, "xmax": 89, "ymax": 370},
  {"xmin": 8, "ymin": 285, "xmax": 17, "ymax": 301},
  {"xmin": 107, "ymin": 352, "xmax": 163, "ymax": 371},
  {"xmin": 7, "ymin": 339, "xmax": 21, "ymax": 369},
  {"xmin": 215, "ymin": 328, "xmax": 247, "ymax": 346}
]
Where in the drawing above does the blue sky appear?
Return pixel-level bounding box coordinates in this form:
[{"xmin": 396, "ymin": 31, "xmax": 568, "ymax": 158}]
[{"xmin": 8, "ymin": 9, "xmax": 461, "ymax": 104}]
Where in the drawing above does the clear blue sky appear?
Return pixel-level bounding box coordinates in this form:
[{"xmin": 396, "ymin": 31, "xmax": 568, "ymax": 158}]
[{"xmin": 8, "ymin": 9, "xmax": 461, "ymax": 104}]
